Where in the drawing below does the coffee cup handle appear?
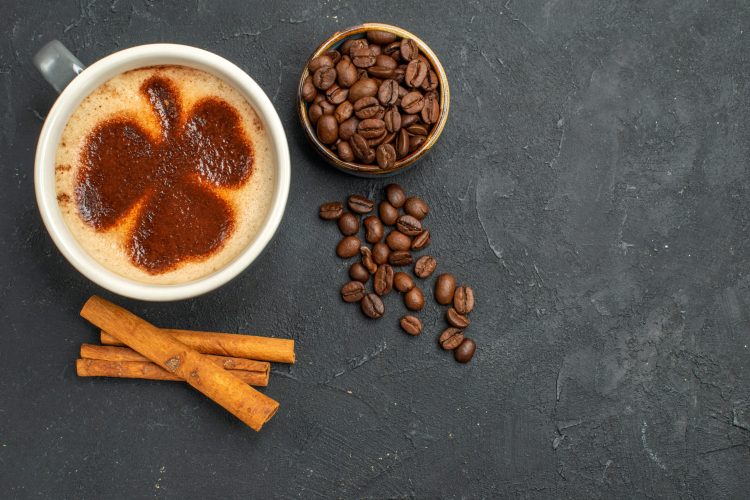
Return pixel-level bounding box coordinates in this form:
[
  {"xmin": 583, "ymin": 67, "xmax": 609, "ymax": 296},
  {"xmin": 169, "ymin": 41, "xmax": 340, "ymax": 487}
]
[{"xmin": 33, "ymin": 40, "xmax": 86, "ymax": 93}]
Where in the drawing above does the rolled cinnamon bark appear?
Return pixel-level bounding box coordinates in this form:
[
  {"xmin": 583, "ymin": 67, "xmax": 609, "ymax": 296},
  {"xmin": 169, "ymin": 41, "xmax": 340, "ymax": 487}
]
[
  {"xmin": 100, "ymin": 329, "xmax": 295, "ymax": 364},
  {"xmin": 76, "ymin": 358, "xmax": 268, "ymax": 386},
  {"xmin": 80, "ymin": 296, "xmax": 279, "ymax": 431},
  {"xmin": 80, "ymin": 344, "xmax": 270, "ymax": 375}
]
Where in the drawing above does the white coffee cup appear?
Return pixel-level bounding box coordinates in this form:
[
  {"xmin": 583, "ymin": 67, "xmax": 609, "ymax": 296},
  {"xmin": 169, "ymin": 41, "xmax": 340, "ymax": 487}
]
[{"xmin": 33, "ymin": 41, "xmax": 290, "ymax": 301}]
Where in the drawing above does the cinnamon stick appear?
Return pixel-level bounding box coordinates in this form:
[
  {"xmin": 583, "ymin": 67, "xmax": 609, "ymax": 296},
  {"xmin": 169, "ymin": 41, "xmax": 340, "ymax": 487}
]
[
  {"xmin": 76, "ymin": 358, "xmax": 268, "ymax": 386},
  {"xmin": 80, "ymin": 296, "xmax": 279, "ymax": 431},
  {"xmin": 100, "ymin": 329, "xmax": 295, "ymax": 364},
  {"xmin": 80, "ymin": 344, "xmax": 270, "ymax": 375}
]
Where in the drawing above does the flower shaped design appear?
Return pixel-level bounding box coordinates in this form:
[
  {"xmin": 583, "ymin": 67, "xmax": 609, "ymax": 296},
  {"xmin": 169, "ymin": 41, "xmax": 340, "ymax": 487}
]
[{"xmin": 75, "ymin": 76, "xmax": 254, "ymax": 274}]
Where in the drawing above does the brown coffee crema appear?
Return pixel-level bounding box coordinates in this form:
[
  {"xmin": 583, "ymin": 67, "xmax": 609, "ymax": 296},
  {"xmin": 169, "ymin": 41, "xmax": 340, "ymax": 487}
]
[
  {"xmin": 56, "ymin": 65, "xmax": 275, "ymax": 285},
  {"xmin": 75, "ymin": 75, "xmax": 254, "ymax": 274}
]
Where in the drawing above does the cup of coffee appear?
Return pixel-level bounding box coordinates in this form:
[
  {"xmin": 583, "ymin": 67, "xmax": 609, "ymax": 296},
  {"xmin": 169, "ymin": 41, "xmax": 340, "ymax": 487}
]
[{"xmin": 33, "ymin": 41, "xmax": 290, "ymax": 301}]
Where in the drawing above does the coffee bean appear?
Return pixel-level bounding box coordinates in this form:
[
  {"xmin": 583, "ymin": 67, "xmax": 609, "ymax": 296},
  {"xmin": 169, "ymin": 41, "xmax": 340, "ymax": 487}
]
[
  {"xmin": 439, "ymin": 327, "xmax": 464, "ymax": 350},
  {"xmin": 339, "ymin": 117, "xmax": 359, "ymax": 140},
  {"xmin": 348, "ymin": 78, "xmax": 379, "ymax": 102},
  {"xmin": 336, "ymin": 56, "xmax": 358, "ymax": 88},
  {"xmin": 406, "ymin": 123, "xmax": 429, "ymax": 136},
  {"xmin": 421, "ymin": 91, "xmax": 440, "ymax": 124},
  {"xmin": 409, "ymin": 134, "xmax": 426, "ymax": 152},
  {"xmin": 404, "ymin": 197, "xmax": 429, "ymax": 219},
  {"xmin": 312, "ymin": 66, "xmax": 337, "ymax": 90},
  {"xmin": 446, "ymin": 308, "xmax": 471, "ymax": 329},
  {"xmin": 375, "ymin": 54, "xmax": 398, "ymax": 69},
  {"xmin": 360, "ymin": 246, "xmax": 377, "ymax": 274},
  {"xmin": 340, "ymin": 38, "xmax": 366, "ymax": 57},
  {"xmin": 393, "ymin": 271, "xmax": 414, "ymax": 292},
  {"xmin": 405, "ymin": 59, "xmax": 428, "ymax": 88},
  {"xmin": 337, "ymin": 212, "xmax": 359, "ymax": 235},
  {"xmin": 334, "ymin": 100, "xmax": 353, "ymax": 123},
  {"xmin": 400, "ymin": 91, "xmax": 424, "ymax": 114},
  {"xmin": 350, "ymin": 262, "xmax": 369, "ymax": 282},
  {"xmin": 309, "ymin": 55, "xmax": 333, "ymax": 72},
  {"xmin": 389, "ymin": 250, "xmax": 413, "ymax": 267},
  {"xmin": 421, "ymin": 69, "xmax": 439, "ymax": 92},
  {"xmin": 337, "ymin": 140, "xmax": 354, "ymax": 162},
  {"xmin": 318, "ymin": 99, "xmax": 336, "ymax": 115},
  {"xmin": 374, "ymin": 264, "xmax": 394, "ymax": 296},
  {"xmin": 453, "ymin": 285, "xmax": 475, "ymax": 314},
  {"xmin": 383, "ymin": 41, "xmax": 401, "ymax": 55},
  {"xmin": 354, "ymin": 96, "xmax": 383, "ymax": 119},
  {"xmin": 434, "ymin": 273, "xmax": 456, "ymax": 305},
  {"xmin": 319, "ymin": 201, "xmax": 343, "ymax": 220},
  {"xmin": 386, "ymin": 230, "xmax": 411, "ymax": 251},
  {"xmin": 379, "ymin": 201, "xmax": 399, "ymax": 225},
  {"xmin": 385, "ymin": 183, "xmax": 407, "ymax": 208},
  {"xmin": 326, "ymin": 49, "xmax": 342, "ymax": 65},
  {"xmin": 400, "ymin": 315, "xmax": 422, "ymax": 336},
  {"xmin": 396, "ymin": 129, "xmax": 410, "ymax": 158},
  {"xmin": 348, "ymin": 194, "xmax": 374, "ymax": 214},
  {"xmin": 366, "ymin": 129, "xmax": 387, "ymax": 147},
  {"xmin": 396, "ymin": 215, "xmax": 422, "ymax": 236},
  {"xmin": 364, "ymin": 215, "xmax": 384, "ymax": 243},
  {"xmin": 372, "ymin": 242, "xmax": 390, "ymax": 265},
  {"xmin": 316, "ymin": 115, "xmax": 338, "ymax": 144},
  {"xmin": 368, "ymin": 65, "xmax": 395, "ymax": 79},
  {"xmin": 367, "ymin": 30, "xmax": 397, "ymax": 45},
  {"xmin": 411, "ymin": 230, "xmax": 430, "ymax": 250},
  {"xmin": 341, "ymin": 281, "xmax": 365, "ymax": 302},
  {"xmin": 350, "ymin": 134, "xmax": 375, "ymax": 163},
  {"xmin": 414, "ymin": 255, "xmax": 437, "ymax": 278},
  {"xmin": 404, "ymin": 286, "xmax": 425, "ymax": 311},
  {"xmin": 400, "ymin": 113, "xmax": 420, "ymax": 128},
  {"xmin": 378, "ymin": 79, "xmax": 399, "ymax": 106},
  {"xmin": 358, "ymin": 118, "xmax": 386, "ymax": 139},
  {"xmin": 454, "ymin": 338, "xmax": 476, "ymax": 363},
  {"xmin": 326, "ymin": 84, "xmax": 349, "ymax": 104},
  {"xmin": 361, "ymin": 293, "xmax": 385, "ymax": 319},
  {"xmin": 302, "ymin": 75, "xmax": 317, "ymax": 103},
  {"xmin": 336, "ymin": 236, "xmax": 361, "ymax": 258},
  {"xmin": 351, "ymin": 46, "xmax": 376, "ymax": 68},
  {"xmin": 400, "ymin": 38, "xmax": 419, "ymax": 61},
  {"xmin": 376, "ymin": 143, "xmax": 397, "ymax": 169},
  {"xmin": 384, "ymin": 107, "xmax": 402, "ymax": 133},
  {"xmin": 308, "ymin": 103, "xmax": 323, "ymax": 125}
]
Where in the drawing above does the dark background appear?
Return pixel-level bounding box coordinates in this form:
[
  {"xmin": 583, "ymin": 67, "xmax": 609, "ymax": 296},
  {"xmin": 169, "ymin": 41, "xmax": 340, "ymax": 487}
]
[{"xmin": 2, "ymin": 1, "xmax": 750, "ymax": 498}]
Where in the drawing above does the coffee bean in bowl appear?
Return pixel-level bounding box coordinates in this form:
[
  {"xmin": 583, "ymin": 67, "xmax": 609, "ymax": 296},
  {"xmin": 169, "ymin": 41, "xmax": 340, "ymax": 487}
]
[{"xmin": 298, "ymin": 23, "xmax": 450, "ymax": 177}]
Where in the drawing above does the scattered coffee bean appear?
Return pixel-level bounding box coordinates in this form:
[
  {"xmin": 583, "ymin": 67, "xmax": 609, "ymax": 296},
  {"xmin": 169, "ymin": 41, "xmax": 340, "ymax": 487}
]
[
  {"xmin": 414, "ymin": 255, "xmax": 437, "ymax": 278},
  {"xmin": 363, "ymin": 215, "xmax": 384, "ymax": 243},
  {"xmin": 446, "ymin": 308, "xmax": 471, "ymax": 329},
  {"xmin": 319, "ymin": 201, "xmax": 343, "ymax": 220},
  {"xmin": 360, "ymin": 246, "xmax": 377, "ymax": 274},
  {"xmin": 372, "ymin": 242, "xmax": 390, "ymax": 265},
  {"xmin": 389, "ymin": 250, "xmax": 413, "ymax": 267},
  {"xmin": 361, "ymin": 293, "xmax": 385, "ymax": 319},
  {"xmin": 348, "ymin": 194, "xmax": 374, "ymax": 214},
  {"xmin": 379, "ymin": 201, "xmax": 399, "ymax": 225},
  {"xmin": 411, "ymin": 230, "xmax": 430, "ymax": 250},
  {"xmin": 396, "ymin": 215, "xmax": 422, "ymax": 236},
  {"xmin": 400, "ymin": 315, "xmax": 422, "ymax": 336},
  {"xmin": 304, "ymin": 32, "xmax": 441, "ymax": 167},
  {"xmin": 404, "ymin": 286, "xmax": 425, "ymax": 311},
  {"xmin": 453, "ymin": 285, "xmax": 475, "ymax": 315},
  {"xmin": 404, "ymin": 197, "xmax": 429, "ymax": 219},
  {"xmin": 337, "ymin": 212, "xmax": 359, "ymax": 235},
  {"xmin": 393, "ymin": 271, "xmax": 415, "ymax": 292},
  {"xmin": 374, "ymin": 264, "xmax": 394, "ymax": 296},
  {"xmin": 385, "ymin": 183, "xmax": 406, "ymax": 207},
  {"xmin": 336, "ymin": 235, "xmax": 361, "ymax": 258},
  {"xmin": 434, "ymin": 273, "xmax": 456, "ymax": 305},
  {"xmin": 341, "ymin": 281, "xmax": 366, "ymax": 302},
  {"xmin": 350, "ymin": 262, "xmax": 369, "ymax": 282},
  {"xmin": 454, "ymin": 338, "xmax": 476, "ymax": 363},
  {"xmin": 386, "ymin": 230, "xmax": 411, "ymax": 251},
  {"xmin": 439, "ymin": 327, "xmax": 464, "ymax": 350}
]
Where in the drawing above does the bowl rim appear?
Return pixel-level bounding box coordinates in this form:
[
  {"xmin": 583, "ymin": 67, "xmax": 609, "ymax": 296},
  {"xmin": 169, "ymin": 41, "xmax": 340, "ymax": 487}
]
[
  {"xmin": 297, "ymin": 22, "xmax": 450, "ymax": 177},
  {"xmin": 34, "ymin": 43, "xmax": 290, "ymax": 301}
]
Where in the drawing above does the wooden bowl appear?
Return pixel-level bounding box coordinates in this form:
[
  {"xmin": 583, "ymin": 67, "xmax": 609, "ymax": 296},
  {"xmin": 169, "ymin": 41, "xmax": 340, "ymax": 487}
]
[{"xmin": 297, "ymin": 23, "xmax": 450, "ymax": 177}]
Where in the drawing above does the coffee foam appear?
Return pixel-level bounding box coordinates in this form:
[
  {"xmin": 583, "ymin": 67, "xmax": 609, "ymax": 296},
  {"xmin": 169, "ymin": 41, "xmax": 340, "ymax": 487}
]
[{"xmin": 55, "ymin": 65, "xmax": 275, "ymax": 285}]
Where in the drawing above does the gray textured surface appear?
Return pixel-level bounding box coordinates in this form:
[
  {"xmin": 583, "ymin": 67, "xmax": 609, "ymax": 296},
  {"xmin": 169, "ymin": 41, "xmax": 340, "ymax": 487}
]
[{"xmin": 2, "ymin": 0, "xmax": 750, "ymax": 498}]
